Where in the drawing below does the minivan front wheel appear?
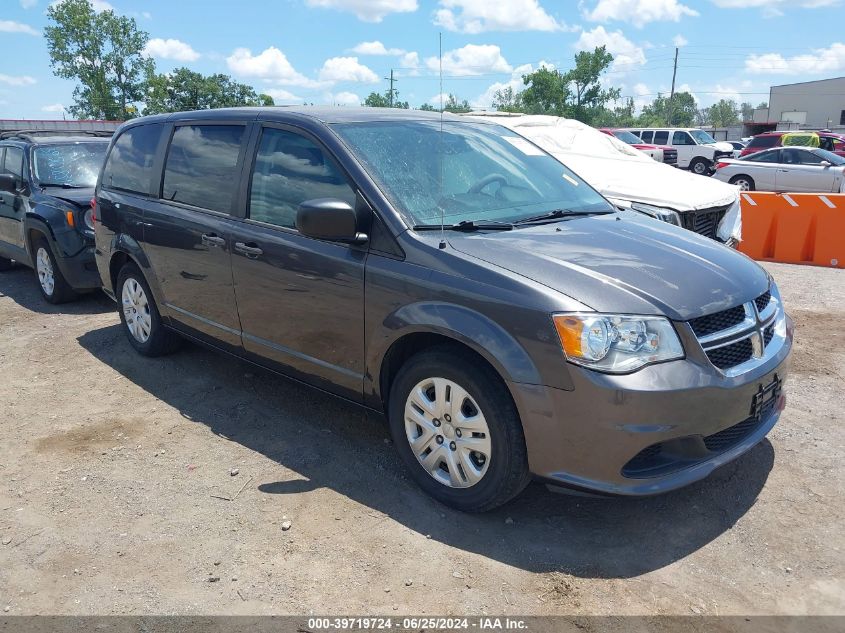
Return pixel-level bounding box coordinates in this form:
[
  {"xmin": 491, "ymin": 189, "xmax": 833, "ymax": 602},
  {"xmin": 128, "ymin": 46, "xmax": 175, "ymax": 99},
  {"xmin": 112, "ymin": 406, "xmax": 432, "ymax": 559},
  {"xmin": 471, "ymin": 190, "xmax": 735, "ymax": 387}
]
[
  {"xmin": 116, "ymin": 263, "xmax": 181, "ymax": 356},
  {"xmin": 690, "ymin": 157, "xmax": 711, "ymax": 175},
  {"xmin": 388, "ymin": 347, "xmax": 530, "ymax": 512}
]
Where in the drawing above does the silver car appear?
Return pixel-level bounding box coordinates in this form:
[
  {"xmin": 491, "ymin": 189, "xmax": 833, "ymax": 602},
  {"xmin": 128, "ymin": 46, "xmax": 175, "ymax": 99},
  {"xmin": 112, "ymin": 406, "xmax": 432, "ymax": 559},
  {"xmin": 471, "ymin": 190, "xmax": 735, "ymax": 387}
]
[{"xmin": 713, "ymin": 146, "xmax": 845, "ymax": 192}]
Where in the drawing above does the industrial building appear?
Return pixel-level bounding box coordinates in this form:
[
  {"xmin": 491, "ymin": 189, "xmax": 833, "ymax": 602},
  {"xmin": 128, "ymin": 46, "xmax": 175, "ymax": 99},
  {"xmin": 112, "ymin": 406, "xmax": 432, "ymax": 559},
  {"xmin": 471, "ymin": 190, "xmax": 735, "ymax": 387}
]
[{"xmin": 745, "ymin": 76, "xmax": 845, "ymax": 136}]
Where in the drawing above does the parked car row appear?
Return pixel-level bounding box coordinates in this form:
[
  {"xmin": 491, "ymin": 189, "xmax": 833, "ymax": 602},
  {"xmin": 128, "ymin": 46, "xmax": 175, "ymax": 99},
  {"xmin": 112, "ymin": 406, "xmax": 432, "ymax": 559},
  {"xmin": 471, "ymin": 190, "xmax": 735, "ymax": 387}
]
[
  {"xmin": 624, "ymin": 127, "xmax": 734, "ymax": 175},
  {"xmin": 0, "ymin": 109, "xmax": 792, "ymax": 512},
  {"xmin": 713, "ymin": 146, "xmax": 845, "ymax": 192},
  {"xmin": 599, "ymin": 128, "xmax": 678, "ymax": 166}
]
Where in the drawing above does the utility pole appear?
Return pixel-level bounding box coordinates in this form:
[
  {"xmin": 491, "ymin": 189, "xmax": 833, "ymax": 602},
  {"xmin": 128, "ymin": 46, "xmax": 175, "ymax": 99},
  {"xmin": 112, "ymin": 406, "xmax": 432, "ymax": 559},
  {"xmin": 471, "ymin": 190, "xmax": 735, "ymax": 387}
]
[
  {"xmin": 385, "ymin": 69, "xmax": 397, "ymax": 107},
  {"xmin": 668, "ymin": 47, "xmax": 679, "ymax": 126}
]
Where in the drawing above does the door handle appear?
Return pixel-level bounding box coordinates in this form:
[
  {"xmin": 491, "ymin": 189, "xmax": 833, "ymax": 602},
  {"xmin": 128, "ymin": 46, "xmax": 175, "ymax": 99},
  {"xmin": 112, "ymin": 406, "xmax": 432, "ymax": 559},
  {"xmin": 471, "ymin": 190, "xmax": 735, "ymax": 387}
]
[
  {"xmin": 234, "ymin": 242, "xmax": 263, "ymax": 258},
  {"xmin": 201, "ymin": 233, "xmax": 225, "ymax": 247}
]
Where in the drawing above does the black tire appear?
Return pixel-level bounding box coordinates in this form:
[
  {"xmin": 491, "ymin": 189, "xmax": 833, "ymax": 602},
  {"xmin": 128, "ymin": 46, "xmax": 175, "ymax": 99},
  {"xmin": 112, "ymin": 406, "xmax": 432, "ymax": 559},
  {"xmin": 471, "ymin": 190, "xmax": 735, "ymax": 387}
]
[
  {"xmin": 690, "ymin": 157, "xmax": 712, "ymax": 176},
  {"xmin": 116, "ymin": 262, "xmax": 182, "ymax": 357},
  {"xmin": 32, "ymin": 236, "xmax": 77, "ymax": 304},
  {"xmin": 729, "ymin": 175, "xmax": 755, "ymax": 192},
  {"xmin": 388, "ymin": 345, "xmax": 531, "ymax": 512},
  {"xmin": 0, "ymin": 256, "xmax": 13, "ymax": 272}
]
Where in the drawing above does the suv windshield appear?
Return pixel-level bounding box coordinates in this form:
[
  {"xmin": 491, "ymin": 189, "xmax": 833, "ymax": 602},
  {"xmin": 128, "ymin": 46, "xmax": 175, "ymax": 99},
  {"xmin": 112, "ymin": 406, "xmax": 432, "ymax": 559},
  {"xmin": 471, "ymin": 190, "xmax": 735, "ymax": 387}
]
[
  {"xmin": 689, "ymin": 130, "xmax": 718, "ymax": 145},
  {"xmin": 332, "ymin": 121, "xmax": 613, "ymax": 226},
  {"xmin": 32, "ymin": 142, "xmax": 108, "ymax": 188},
  {"xmin": 612, "ymin": 130, "xmax": 643, "ymax": 144}
]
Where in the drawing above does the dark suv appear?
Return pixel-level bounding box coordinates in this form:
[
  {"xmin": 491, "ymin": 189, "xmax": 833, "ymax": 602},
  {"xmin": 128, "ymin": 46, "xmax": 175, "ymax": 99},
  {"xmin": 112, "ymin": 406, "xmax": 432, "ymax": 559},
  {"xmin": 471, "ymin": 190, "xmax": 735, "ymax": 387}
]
[
  {"xmin": 94, "ymin": 108, "xmax": 792, "ymax": 511},
  {"xmin": 0, "ymin": 132, "xmax": 110, "ymax": 302}
]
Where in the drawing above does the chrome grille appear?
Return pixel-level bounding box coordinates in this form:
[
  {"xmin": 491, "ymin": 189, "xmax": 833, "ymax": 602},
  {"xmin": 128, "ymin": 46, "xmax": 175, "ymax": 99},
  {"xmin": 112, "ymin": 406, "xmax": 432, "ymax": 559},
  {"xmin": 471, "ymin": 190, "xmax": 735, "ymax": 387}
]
[
  {"xmin": 681, "ymin": 205, "xmax": 729, "ymax": 240},
  {"xmin": 689, "ymin": 305, "xmax": 745, "ymax": 338}
]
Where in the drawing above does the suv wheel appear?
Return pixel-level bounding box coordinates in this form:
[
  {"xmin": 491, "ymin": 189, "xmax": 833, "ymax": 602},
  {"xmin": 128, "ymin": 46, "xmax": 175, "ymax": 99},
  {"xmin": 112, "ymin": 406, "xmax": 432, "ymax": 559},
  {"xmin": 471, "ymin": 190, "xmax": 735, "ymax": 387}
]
[
  {"xmin": 388, "ymin": 346, "xmax": 530, "ymax": 512},
  {"xmin": 116, "ymin": 263, "xmax": 181, "ymax": 357},
  {"xmin": 33, "ymin": 237, "xmax": 77, "ymax": 304},
  {"xmin": 690, "ymin": 157, "xmax": 711, "ymax": 176},
  {"xmin": 730, "ymin": 175, "xmax": 755, "ymax": 191},
  {"xmin": 0, "ymin": 256, "xmax": 13, "ymax": 272}
]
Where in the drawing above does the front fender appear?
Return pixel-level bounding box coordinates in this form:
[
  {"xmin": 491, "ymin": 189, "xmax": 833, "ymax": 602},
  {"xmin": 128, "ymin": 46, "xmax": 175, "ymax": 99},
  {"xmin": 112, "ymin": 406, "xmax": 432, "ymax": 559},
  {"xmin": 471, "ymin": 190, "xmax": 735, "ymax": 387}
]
[{"xmin": 26, "ymin": 205, "xmax": 87, "ymax": 258}]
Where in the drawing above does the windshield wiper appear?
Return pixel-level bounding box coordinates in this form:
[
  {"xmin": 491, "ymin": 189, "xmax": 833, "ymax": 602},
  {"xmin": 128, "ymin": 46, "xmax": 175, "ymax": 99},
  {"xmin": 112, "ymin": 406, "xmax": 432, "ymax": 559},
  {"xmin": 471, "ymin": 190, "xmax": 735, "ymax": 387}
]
[
  {"xmin": 414, "ymin": 219, "xmax": 513, "ymax": 232},
  {"xmin": 513, "ymin": 208, "xmax": 615, "ymax": 225},
  {"xmin": 38, "ymin": 182, "xmax": 87, "ymax": 189}
]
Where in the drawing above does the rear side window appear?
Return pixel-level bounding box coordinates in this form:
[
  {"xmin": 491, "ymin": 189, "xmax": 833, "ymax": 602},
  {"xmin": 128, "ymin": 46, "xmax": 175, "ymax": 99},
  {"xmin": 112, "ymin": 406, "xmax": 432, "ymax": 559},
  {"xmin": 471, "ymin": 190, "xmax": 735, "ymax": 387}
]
[
  {"xmin": 162, "ymin": 125, "xmax": 245, "ymax": 213},
  {"xmin": 102, "ymin": 124, "xmax": 162, "ymax": 194},
  {"xmin": 640, "ymin": 131, "xmax": 653, "ymax": 143},
  {"xmin": 653, "ymin": 131, "xmax": 669, "ymax": 145},
  {"xmin": 249, "ymin": 127, "xmax": 356, "ymax": 229},
  {"xmin": 672, "ymin": 131, "xmax": 694, "ymax": 145},
  {"xmin": 2, "ymin": 146, "xmax": 23, "ymax": 186},
  {"xmin": 747, "ymin": 135, "xmax": 778, "ymax": 150},
  {"xmin": 748, "ymin": 149, "xmax": 780, "ymax": 163}
]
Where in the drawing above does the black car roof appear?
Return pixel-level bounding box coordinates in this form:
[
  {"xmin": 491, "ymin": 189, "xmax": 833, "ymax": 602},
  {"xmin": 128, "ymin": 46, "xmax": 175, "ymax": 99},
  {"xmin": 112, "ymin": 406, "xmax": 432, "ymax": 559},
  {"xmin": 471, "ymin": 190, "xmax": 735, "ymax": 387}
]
[{"xmin": 0, "ymin": 135, "xmax": 110, "ymax": 146}]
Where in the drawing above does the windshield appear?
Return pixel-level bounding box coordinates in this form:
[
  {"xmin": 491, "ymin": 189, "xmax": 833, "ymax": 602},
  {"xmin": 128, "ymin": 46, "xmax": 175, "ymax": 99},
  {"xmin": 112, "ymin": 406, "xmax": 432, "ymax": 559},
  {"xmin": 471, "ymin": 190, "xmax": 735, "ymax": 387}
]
[
  {"xmin": 689, "ymin": 130, "xmax": 718, "ymax": 145},
  {"xmin": 32, "ymin": 142, "xmax": 108, "ymax": 187},
  {"xmin": 332, "ymin": 121, "xmax": 613, "ymax": 226},
  {"xmin": 815, "ymin": 148, "xmax": 845, "ymax": 165},
  {"xmin": 612, "ymin": 130, "xmax": 643, "ymax": 145}
]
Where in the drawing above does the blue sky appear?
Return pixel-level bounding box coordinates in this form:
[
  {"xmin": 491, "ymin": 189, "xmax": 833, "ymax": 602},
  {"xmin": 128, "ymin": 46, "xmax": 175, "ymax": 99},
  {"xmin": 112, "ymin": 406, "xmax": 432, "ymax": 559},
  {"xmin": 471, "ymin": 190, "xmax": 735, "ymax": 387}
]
[{"xmin": 1, "ymin": 0, "xmax": 843, "ymax": 119}]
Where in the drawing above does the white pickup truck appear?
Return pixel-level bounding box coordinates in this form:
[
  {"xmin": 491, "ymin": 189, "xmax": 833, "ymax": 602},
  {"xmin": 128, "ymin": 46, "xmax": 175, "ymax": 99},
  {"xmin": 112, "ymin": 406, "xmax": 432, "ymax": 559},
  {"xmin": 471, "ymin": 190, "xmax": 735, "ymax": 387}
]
[{"xmin": 625, "ymin": 127, "xmax": 735, "ymax": 175}]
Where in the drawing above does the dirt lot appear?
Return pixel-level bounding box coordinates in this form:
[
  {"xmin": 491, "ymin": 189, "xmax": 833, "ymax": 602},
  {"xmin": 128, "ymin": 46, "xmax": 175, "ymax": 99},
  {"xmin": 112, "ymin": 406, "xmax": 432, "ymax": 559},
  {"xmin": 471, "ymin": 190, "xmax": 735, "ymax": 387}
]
[{"xmin": 0, "ymin": 261, "xmax": 842, "ymax": 616}]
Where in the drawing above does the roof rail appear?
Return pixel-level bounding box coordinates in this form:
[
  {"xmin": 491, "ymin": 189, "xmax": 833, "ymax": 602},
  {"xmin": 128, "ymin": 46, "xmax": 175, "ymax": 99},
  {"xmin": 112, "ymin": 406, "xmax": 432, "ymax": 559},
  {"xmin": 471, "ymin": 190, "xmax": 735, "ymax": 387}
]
[{"xmin": 0, "ymin": 130, "xmax": 115, "ymax": 141}]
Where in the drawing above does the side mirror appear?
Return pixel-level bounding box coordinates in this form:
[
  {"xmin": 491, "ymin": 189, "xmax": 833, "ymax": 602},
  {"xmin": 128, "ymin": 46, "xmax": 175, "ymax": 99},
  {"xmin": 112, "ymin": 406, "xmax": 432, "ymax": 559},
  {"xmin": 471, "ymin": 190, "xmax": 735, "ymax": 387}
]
[
  {"xmin": 820, "ymin": 160, "xmax": 832, "ymax": 167},
  {"xmin": 0, "ymin": 174, "xmax": 16, "ymax": 194},
  {"xmin": 296, "ymin": 198, "xmax": 367, "ymax": 244}
]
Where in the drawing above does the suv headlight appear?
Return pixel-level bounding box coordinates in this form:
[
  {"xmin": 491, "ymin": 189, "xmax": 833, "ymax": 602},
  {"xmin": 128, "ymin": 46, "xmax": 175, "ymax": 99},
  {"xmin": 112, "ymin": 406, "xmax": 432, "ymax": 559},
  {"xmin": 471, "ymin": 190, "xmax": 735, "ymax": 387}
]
[
  {"xmin": 630, "ymin": 202, "xmax": 681, "ymax": 226},
  {"xmin": 553, "ymin": 313, "xmax": 684, "ymax": 373}
]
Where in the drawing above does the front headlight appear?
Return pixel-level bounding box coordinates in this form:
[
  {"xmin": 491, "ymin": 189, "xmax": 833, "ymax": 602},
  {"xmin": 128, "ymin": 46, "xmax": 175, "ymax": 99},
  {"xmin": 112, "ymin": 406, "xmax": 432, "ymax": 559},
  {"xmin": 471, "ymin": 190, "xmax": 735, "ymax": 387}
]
[
  {"xmin": 716, "ymin": 197, "xmax": 742, "ymax": 244},
  {"xmin": 630, "ymin": 202, "xmax": 681, "ymax": 226},
  {"xmin": 553, "ymin": 313, "xmax": 684, "ymax": 373},
  {"xmin": 83, "ymin": 208, "xmax": 95, "ymax": 230}
]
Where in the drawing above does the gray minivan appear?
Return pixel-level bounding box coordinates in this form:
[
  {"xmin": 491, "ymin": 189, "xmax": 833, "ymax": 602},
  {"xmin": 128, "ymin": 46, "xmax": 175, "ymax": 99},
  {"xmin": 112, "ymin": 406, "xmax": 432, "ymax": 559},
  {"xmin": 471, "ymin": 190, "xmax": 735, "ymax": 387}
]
[{"xmin": 93, "ymin": 108, "xmax": 792, "ymax": 511}]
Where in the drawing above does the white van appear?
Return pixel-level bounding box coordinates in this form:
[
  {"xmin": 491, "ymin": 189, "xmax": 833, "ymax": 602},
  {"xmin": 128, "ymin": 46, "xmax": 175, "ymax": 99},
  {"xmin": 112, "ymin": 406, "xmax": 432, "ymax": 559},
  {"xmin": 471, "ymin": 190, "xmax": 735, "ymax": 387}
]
[
  {"xmin": 465, "ymin": 114, "xmax": 742, "ymax": 245},
  {"xmin": 626, "ymin": 128, "xmax": 734, "ymax": 175}
]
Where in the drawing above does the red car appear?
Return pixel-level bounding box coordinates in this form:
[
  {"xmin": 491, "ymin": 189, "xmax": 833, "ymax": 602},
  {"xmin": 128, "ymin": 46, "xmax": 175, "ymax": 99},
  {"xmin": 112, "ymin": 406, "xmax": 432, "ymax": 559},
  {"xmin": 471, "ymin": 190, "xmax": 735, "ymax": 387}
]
[
  {"xmin": 599, "ymin": 128, "xmax": 678, "ymax": 166},
  {"xmin": 741, "ymin": 130, "xmax": 845, "ymax": 158}
]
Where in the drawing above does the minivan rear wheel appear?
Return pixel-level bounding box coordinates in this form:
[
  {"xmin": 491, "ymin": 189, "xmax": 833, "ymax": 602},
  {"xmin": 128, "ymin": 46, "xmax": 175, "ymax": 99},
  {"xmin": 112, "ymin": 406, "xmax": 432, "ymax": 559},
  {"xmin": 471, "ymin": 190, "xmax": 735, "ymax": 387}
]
[
  {"xmin": 388, "ymin": 346, "xmax": 530, "ymax": 512},
  {"xmin": 116, "ymin": 263, "xmax": 182, "ymax": 357}
]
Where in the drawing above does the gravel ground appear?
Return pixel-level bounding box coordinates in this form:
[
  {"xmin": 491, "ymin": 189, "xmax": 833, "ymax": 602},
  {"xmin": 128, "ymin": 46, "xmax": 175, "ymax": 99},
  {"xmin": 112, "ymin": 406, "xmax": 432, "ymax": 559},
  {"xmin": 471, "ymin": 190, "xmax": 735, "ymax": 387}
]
[{"xmin": 0, "ymin": 261, "xmax": 842, "ymax": 616}]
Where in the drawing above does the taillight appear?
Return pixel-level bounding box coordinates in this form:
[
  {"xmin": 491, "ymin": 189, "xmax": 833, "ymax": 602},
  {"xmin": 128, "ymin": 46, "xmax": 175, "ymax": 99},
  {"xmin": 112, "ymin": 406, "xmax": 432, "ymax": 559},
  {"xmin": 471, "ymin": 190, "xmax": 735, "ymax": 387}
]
[
  {"xmin": 715, "ymin": 162, "xmax": 729, "ymax": 170},
  {"xmin": 90, "ymin": 197, "xmax": 97, "ymax": 223}
]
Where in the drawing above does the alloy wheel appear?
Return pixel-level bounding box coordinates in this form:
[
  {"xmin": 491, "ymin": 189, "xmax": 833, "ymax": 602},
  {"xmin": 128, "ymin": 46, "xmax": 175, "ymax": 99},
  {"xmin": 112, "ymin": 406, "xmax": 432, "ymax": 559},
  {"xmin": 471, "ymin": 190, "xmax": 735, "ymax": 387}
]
[
  {"xmin": 36, "ymin": 247, "xmax": 55, "ymax": 296},
  {"xmin": 404, "ymin": 377, "xmax": 492, "ymax": 488},
  {"xmin": 122, "ymin": 277, "xmax": 152, "ymax": 343}
]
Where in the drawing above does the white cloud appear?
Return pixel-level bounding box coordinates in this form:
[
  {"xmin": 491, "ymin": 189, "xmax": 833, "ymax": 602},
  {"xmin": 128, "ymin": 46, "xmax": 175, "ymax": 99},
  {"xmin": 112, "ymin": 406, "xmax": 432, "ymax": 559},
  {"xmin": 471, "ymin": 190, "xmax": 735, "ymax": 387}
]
[
  {"xmin": 711, "ymin": 0, "xmax": 839, "ymax": 14},
  {"xmin": 0, "ymin": 20, "xmax": 39, "ymax": 35},
  {"xmin": 333, "ymin": 91, "xmax": 360, "ymax": 106},
  {"xmin": 425, "ymin": 44, "xmax": 512, "ymax": 76},
  {"xmin": 143, "ymin": 38, "xmax": 200, "ymax": 62},
  {"xmin": 305, "ymin": 0, "xmax": 417, "ymax": 22},
  {"xmin": 351, "ymin": 41, "xmax": 405, "ymax": 56},
  {"xmin": 575, "ymin": 26, "xmax": 647, "ymax": 70},
  {"xmin": 318, "ymin": 57, "xmax": 379, "ymax": 83},
  {"xmin": 0, "ymin": 74, "xmax": 37, "ymax": 86},
  {"xmin": 584, "ymin": 0, "xmax": 698, "ymax": 28},
  {"xmin": 434, "ymin": 0, "xmax": 566, "ymax": 33},
  {"xmin": 745, "ymin": 43, "xmax": 845, "ymax": 74},
  {"xmin": 262, "ymin": 88, "xmax": 303, "ymax": 104},
  {"xmin": 673, "ymin": 34, "xmax": 688, "ymax": 46},
  {"xmin": 226, "ymin": 47, "xmax": 319, "ymax": 87},
  {"xmin": 41, "ymin": 103, "xmax": 65, "ymax": 113},
  {"xmin": 427, "ymin": 92, "xmax": 450, "ymax": 106},
  {"xmin": 21, "ymin": 0, "xmax": 38, "ymax": 8}
]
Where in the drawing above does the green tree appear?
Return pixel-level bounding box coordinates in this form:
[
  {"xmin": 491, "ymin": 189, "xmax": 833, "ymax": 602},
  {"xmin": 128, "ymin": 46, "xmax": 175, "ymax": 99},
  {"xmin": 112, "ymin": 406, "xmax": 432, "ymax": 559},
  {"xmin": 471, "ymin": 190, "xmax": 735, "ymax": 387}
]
[
  {"xmin": 706, "ymin": 99, "xmax": 740, "ymax": 127},
  {"xmin": 593, "ymin": 97, "xmax": 636, "ymax": 127},
  {"xmin": 45, "ymin": 0, "xmax": 153, "ymax": 119},
  {"xmin": 363, "ymin": 91, "xmax": 408, "ymax": 108},
  {"xmin": 563, "ymin": 46, "xmax": 621, "ymax": 123},
  {"xmin": 740, "ymin": 101, "xmax": 755, "ymax": 121},
  {"xmin": 418, "ymin": 103, "xmax": 437, "ymax": 111},
  {"xmin": 492, "ymin": 86, "xmax": 523, "ymax": 112},
  {"xmin": 142, "ymin": 68, "xmax": 270, "ymax": 115},
  {"xmin": 639, "ymin": 92, "xmax": 698, "ymax": 127},
  {"xmin": 444, "ymin": 94, "xmax": 471, "ymax": 113},
  {"xmin": 520, "ymin": 67, "xmax": 570, "ymax": 115}
]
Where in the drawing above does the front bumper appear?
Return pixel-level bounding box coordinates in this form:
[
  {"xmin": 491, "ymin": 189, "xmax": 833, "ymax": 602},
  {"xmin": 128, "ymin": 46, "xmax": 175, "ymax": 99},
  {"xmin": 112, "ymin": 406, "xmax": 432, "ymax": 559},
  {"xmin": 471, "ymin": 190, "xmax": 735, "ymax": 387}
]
[
  {"xmin": 54, "ymin": 242, "xmax": 100, "ymax": 291},
  {"xmin": 512, "ymin": 315, "xmax": 793, "ymax": 496}
]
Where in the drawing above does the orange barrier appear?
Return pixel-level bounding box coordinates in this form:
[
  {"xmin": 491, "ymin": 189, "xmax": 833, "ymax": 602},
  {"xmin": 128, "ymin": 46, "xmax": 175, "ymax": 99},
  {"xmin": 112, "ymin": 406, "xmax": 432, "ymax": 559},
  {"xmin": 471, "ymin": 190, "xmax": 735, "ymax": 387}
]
[{"xmin": 737, "ymin": 192, "xmax": 845, "ymax": 269}]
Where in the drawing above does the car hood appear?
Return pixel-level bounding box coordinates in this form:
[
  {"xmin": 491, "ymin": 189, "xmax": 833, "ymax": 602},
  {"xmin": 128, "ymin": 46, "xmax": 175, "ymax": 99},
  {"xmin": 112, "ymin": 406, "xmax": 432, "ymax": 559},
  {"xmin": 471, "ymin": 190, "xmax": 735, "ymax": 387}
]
[
  {"xmin": 447, "ymin": 211, "xmax": 768, "ymax": 321},
  {"xmin": 708, "ymin": 141, "xmax": 734, "ymax": 153},
  {"xmin": 544, "ymin": 151, "xmax": 738, "ymax": 211},
  {"xmin": 43, "ymin": 187, "xmax": 94, "ymax": 208}
]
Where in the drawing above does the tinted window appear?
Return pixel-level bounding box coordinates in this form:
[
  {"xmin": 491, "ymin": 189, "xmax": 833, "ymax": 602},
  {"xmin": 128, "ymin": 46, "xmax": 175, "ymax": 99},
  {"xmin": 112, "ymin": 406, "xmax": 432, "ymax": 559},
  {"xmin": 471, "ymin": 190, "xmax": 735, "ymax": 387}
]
[
  {"xmin": 653, "ymin": 131, "xmax": 669, "ymax": 144},
  {"xmin": 102, "ymin": 124, "xmax": 162, "ymax": 194},
  {"xmin": 162, "ymin": 125, "xmax": 245, "ymax": 213},
  {"xmin": 249, "ymin": 128, "xmax": 356, "ymax": 229},
  {"xmin": 747, "ymin": 150, "xmax": 780, "ymax": 163},
  {"xmin": 672, "ymin": 131, "xmax": 694, "ymax": 145},
  {"xmin": 2, "ymin": 146, "xmax": 24, "ymax": 185},
  {"xmin": 640, "ymin": 131, "xmax": 653, "ymax": 143},
  {"xmin": 747, "ymin": 135, "xmax": 779, "ymax": 149},
  {"xmin": 794, "ymin": 150, "xmax": 825, "ymax": 165}
]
